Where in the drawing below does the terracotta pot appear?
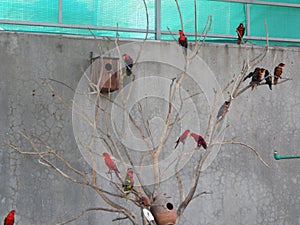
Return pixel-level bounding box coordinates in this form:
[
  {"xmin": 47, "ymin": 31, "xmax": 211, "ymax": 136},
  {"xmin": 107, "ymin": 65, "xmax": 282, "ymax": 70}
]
[{"xmin": 150, "ymin": 194, "xmax": 177, "ymax": 225}]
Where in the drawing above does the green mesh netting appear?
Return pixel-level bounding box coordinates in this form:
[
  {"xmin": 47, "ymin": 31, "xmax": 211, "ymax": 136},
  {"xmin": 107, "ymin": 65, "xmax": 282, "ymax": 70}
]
[{"xmin": 0, "ymin": 0, "xmax": 299, "ymax": 46}]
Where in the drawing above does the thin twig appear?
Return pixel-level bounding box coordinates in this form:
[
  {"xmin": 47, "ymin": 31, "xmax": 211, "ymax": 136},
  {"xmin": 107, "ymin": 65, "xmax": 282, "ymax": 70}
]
[
  {"xmin": 214, "ymin": 141, "xmax": 270, "ymax": 168},
  {"xmin": 57, "ymin": 207, "xmax": 122, "ymax": 225}
]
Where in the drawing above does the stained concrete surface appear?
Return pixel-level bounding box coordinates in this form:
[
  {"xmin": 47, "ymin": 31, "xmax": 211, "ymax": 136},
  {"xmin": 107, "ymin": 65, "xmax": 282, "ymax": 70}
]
[{"xmin": 0, "ymin": 32, "xmax": 299, "ymax": 224}]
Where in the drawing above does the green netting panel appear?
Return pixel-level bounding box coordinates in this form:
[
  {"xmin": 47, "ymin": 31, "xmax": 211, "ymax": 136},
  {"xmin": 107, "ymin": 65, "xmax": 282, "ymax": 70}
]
[
  {"xmin": 62, "ymin": 0, "xmax": 154, "ymax": 30},
  {"xmin": 0, "ymin": 0, "xmax": 58, "ymax": 23},
  {"xmin": 250, "ymin": 4, "xmax": 300, "ymax": 39},
  {"xmin": 254, "ymin": 0, "xmax": 299, "ymax": 3},
  {"xmin": 161, "ymin": 0, "xmax": 246, "ymax": 35},
  {"xmin": 97, "ymin": 1, "xmax": 154, "ymax": 29}
]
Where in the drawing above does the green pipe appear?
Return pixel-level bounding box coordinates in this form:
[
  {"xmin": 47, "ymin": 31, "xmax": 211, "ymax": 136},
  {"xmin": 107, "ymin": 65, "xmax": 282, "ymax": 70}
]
[{"xmin": 274, "ymin": 151, "xmax": 300, "ymax": 160}]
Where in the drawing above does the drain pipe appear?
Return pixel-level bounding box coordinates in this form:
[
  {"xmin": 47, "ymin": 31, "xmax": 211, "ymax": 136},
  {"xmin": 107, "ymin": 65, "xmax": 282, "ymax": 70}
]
[{"xmin": 274, "ymin": 151, "xmax": 300, "ymax": 160}]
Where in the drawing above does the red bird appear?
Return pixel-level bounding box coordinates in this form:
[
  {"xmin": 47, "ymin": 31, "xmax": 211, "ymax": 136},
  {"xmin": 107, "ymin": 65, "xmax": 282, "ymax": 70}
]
[
  {"xmin": 174, "ymin": 129, "xmax": 190, "ymax": 149},
  {"xmin": 191, "ymin": 133, "xmax": 207, "ymax": 149},
  {"xmin": 236, "ymin": 23, "xmax": 245, "ymax": 44},
  {"xmin": 273, "ymin": 63, "xmax": 285, "ymax": 85},
  {"xmin": 123, "ymin": 54, "xmax": 134, "ymax": 76},
  {"xmin": 178, "ymin": 30, "xmax": 188, "ymax": 48},
  {"xmin": 4, "ymin": 210, "xmax": 16, "ymax": 225},
  {"xmin": 102, "ymin": 152, "xmax": 120, "ymax": 175}
]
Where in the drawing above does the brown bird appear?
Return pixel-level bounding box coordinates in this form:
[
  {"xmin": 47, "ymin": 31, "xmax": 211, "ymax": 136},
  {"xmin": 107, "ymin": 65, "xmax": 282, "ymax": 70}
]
[
  {"xmin": 273, "ymin": 63, "xmax": 285, "ymax": 85},
  {"xmin": 217, "ymin": 101, "xmax": 231, "ymax": 121},
  {"xmin": 264, "ymin": 70, "xmax": 272, "ymax": 90},
  {"xmin": 243, "ymin": 67, "xmax": 260, "ymax": 81},
  {"xmin": 250, "ymin": 68, "xmax": 265, "ymax": 90},
  {"xmin": 236, "ymin": 23, "xmax": 245, "ymax": 44}
]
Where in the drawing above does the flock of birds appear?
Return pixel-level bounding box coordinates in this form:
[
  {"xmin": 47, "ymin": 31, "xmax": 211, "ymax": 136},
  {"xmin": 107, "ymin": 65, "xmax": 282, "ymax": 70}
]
[
  {"xmin": 100, "ymin": 28, "xmax": 287, "ymax": 209},
  {"xmin": 243, "ymin": 63, "xmax": 285, "ymax": 90},
  {"xmin": 3, "ymin": 26, "xmax": 286, "ymax": 225},
  {"xmin": 101, "ymin": 129, "xmax": 208, "ymax": 201}
]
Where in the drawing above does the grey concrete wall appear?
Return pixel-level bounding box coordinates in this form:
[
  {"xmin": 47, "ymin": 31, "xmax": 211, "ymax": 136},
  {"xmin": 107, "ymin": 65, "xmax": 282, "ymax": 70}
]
[{"xmin": 0, "ymin": 32, "xmax": 299, "ymax": 225}]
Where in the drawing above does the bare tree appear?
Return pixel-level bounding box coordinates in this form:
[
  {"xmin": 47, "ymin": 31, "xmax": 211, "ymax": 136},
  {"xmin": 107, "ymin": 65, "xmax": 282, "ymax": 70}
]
[{"xmin": 4, "ymin": 2, "xmax": 291, "ymax": 225}]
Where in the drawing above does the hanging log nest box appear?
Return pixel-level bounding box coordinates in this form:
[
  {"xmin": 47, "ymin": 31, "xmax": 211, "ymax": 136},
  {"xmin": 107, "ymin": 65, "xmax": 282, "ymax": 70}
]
[
  {"xmin": 90, "ymin": 53, "xmax": 119, "ymax": 93},
  {"xmin": 150, "ymin": 194, "xmax": 177, "ymax": 225}
]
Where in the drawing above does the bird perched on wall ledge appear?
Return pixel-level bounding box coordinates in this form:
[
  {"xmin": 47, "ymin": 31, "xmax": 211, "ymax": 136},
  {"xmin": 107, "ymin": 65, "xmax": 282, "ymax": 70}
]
[
  {"xmin": 236, "ymin": 23, "xmax": 245, "ymax": 44},
  {"xmin": 273, "ymin": 63, "xmax": 285, "ymax": 85},
  {"xmin": 178, "ymin": 30, "xmax": 188, "ymax": 49}
]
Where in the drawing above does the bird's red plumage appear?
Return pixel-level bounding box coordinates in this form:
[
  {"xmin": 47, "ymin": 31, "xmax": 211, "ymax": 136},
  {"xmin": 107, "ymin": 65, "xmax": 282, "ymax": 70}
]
[
  {"xmin": 178, "ymin": 30, "xmax": 188, "ymax": 48},
  {"xmin": 4, "ymin": 210, "xmax": 15, "ymax": 225},
  {"xmin": 191, "ymin": 133, "xmax": 207, "ymax": 149},
  {"xmin": 103, "ymin": 152, "xmax": 119, "ymax": 173},
  {"xmin": 175, "ymin": 129, "xmax": 190, "ymax": 148}
]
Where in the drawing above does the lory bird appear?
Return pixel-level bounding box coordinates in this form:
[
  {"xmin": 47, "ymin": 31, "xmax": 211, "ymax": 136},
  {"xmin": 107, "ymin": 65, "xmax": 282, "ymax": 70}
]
[
  {"xmin": 250, "ymin": 68, "xmax": 265, "ymax": 90},
  {"xmin": 123, "ymin": 168, "xmax": 134, "ymax": 199},
  {"xmin": 243, "ymin": 67, "xmax": 260, "ymax": 81},
  {"xmin": 190, "ymin": 133, "xmax": 207, "ymax": 149},
  {"xmin": 217, "ymin": 101, "xmax": 231, "ymax": 121},
  {"xmin": 174, "ymin": 129, "xmax": 190, "ymax": 149},
  {"xmin": 236, "ymin": 23, "xmax": 245, "ymax": 44},
  {"xmin": 123, "ymin": 54, "xmax": 134, "ymax": 76},
  {"xmin": 178, "ymin": 30, "xmax": 188, "ymax": 48},
  {"xmin": 264, "ymin": 70, "xmax": 272, "ymax": 90},
  {"xmin": 102, "ymin": 152, "xmax": 120, "ymax": 175},
  {"xmin": 273, "ymin": 63, "xmax": 285, "ymax": 85},
  {"xmin": 4, "ymin": 210, "xmax": 16, "ymax": 225}
]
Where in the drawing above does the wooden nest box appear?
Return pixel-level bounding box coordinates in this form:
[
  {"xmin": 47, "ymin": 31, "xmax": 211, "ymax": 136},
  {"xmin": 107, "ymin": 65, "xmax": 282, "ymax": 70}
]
[{"xmin": 90, "ymin": 54, "xmax": 119, "ymax": 93}]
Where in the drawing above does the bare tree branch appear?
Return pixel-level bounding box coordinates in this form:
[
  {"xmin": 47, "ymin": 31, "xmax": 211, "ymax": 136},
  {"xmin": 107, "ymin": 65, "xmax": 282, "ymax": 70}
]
[
  {"xmin": 57, "ymin": 207, "xmax": 122, "ymax": 225},
  {"xmin": 214, "ymin": 141, "xmax": 270, "ymax": 168}
]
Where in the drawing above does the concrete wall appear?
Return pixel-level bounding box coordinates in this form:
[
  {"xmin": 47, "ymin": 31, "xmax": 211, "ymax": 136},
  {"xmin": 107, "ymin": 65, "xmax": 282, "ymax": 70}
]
[{"xmin": 0, "ymin": 32, "xmax": 299, "ymax": 225}]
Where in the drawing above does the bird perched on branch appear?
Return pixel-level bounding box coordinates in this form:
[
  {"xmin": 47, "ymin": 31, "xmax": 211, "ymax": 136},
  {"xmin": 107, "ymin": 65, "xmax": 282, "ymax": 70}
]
[
  {"xmin": 123, "ymin": 54, "xmax": 134, "ymax": 76},
  {"xmin": 123, "ymin": 168, "xmax": 134, "ymax": 199},
  {"xmin": 236, "ymin": 23, "xmax": 245, "ymax": 44},
  {"xmin": 190, "ymin": 133, "xmax": 207, "ymax": 149},
  {"xmin": 4, "ymin": 210, "xmax": 16, "ymax": 225},
  {"xmin": 243, "ymin": 67, "xmax": 260, "ymax": 81},
  {"xmin": 102, "ymin": 152, "xmax": 120, "ymax": 176},
  {"xmin": 178, "ymin": 30, "xmax": 188, "ymax": 49},
  {"xmin": 217, "ymin": 101, "xmax": 231, "ymax": 122},
  {"xmin": 264, "ymin": 70, "xmax": 272, "ymax": 90},
  {"xmin": 141, "ymin": 195, "xmax": 152, "ymax": 207},
  {"xmin": 174, "ymin": 129, "xmax": 190, "ymax": 149},
  {"xmin": 273, "ymin": 63, "xmax": 285, "ymax": 85},
  {"xmin": 250, "ymin": 68, "xmax": 265, "ymax": 90}
]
